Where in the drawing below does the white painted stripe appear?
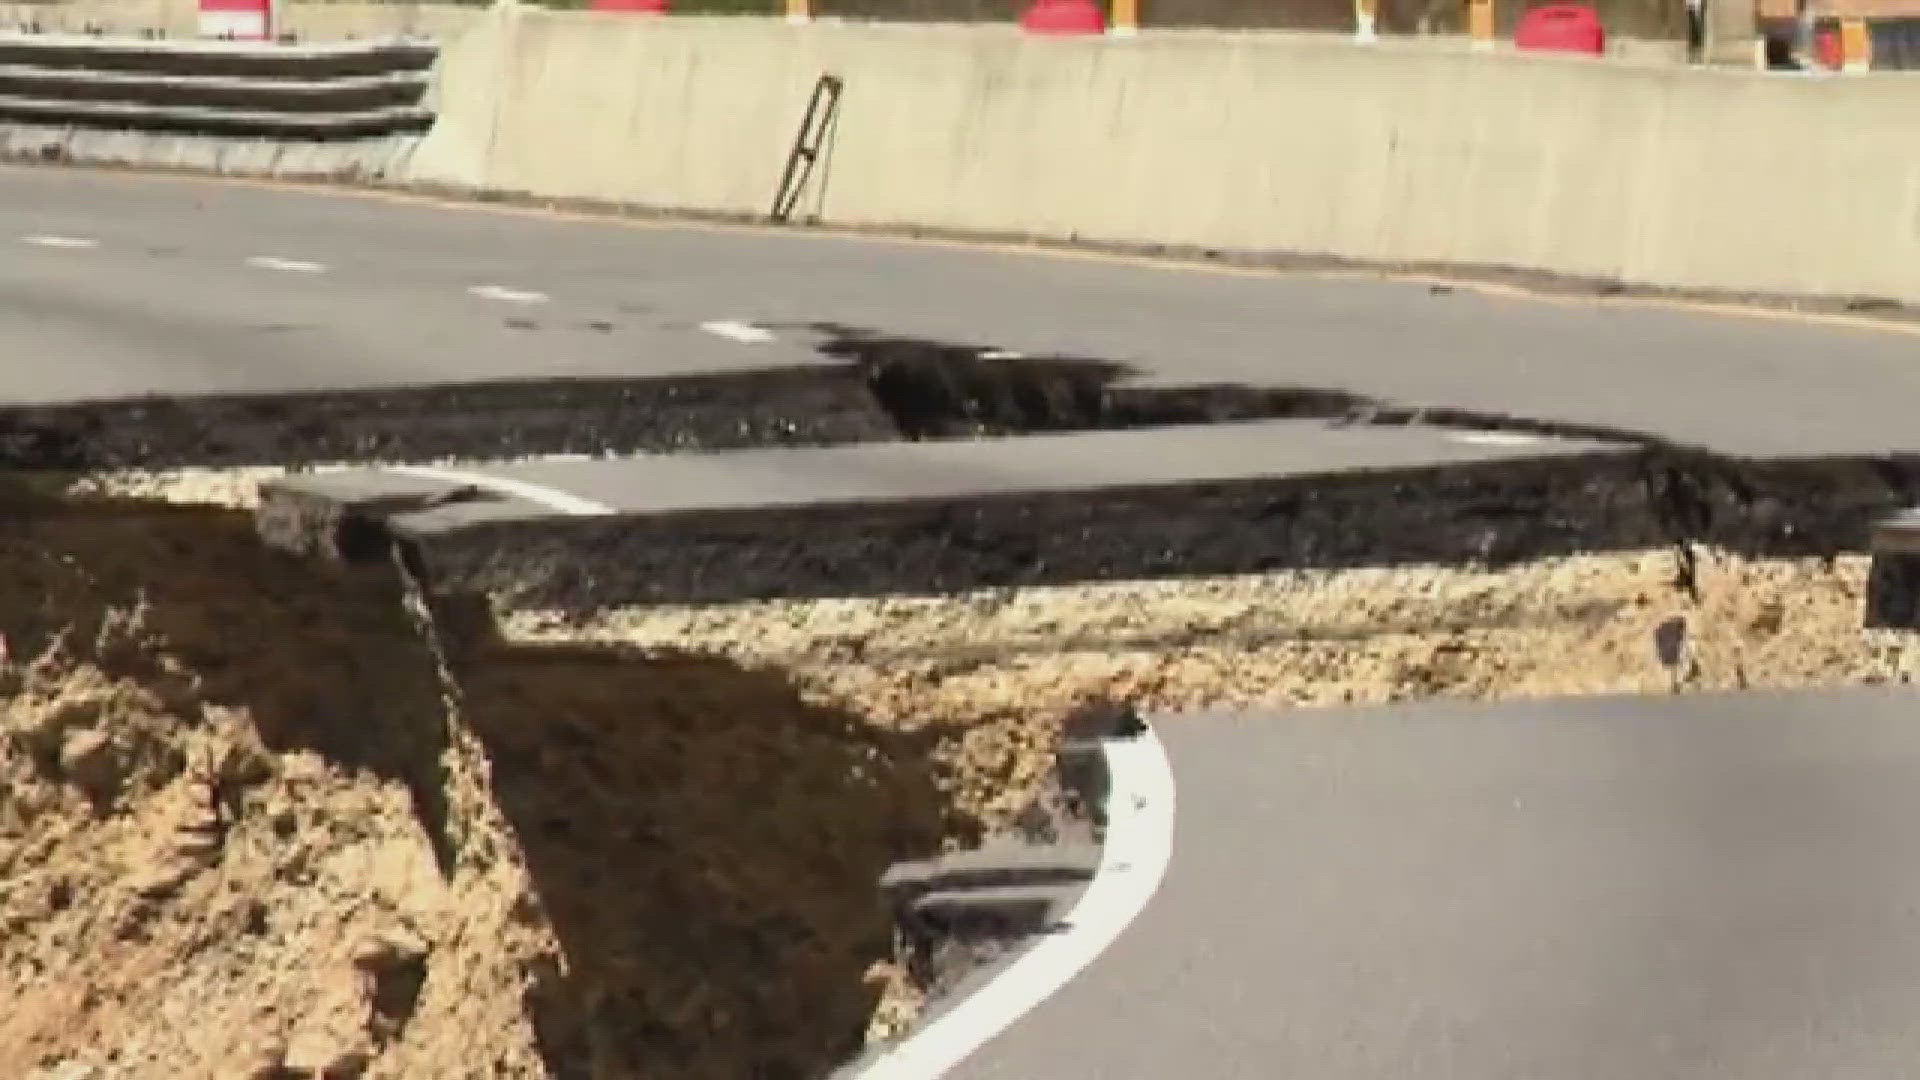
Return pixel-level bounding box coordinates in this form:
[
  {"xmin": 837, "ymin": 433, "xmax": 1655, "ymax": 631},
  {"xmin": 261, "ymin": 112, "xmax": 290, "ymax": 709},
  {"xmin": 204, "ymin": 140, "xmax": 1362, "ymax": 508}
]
[
  {"xmin": 854, "ymin": 723, "xmax": 1177, "ymax": 1079},
  {"xmin": 1446, "ymin": 430, "xmax": 1550, "ymax": 447},
  {"xmin": 311, "ymin": 453, "xmax": 599, "ymax": 474},
  {"xmin": 977, "ymin": 349, "xmax": 1025, "ymax": 361},
  {"xmin": 246, "ymin": 255, "xmax": 326, "ymax": 273},
  {"xmin": 467, "ymin": 285, "xmax": 549, "ymax": 304},
  {"xmin": 385, "ymin": 465, "xmax": 613, "ymax": 517},
  {"xmin": 701, "ymin": 320, "xmax": 777, "ymax": 344},
  {"xmin": 23, "ymin": 235, "xmax": 96, "ymax": 248}
]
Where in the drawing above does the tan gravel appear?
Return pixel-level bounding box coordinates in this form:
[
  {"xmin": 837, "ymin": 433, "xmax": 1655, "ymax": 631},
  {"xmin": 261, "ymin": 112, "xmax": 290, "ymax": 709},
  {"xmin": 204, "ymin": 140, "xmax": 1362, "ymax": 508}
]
[
  {"xmin": 61, "ymin": 466, "xmax": 288, "ymax": 508},
  {"xmin": 0, "ymin": 491, "xmax": 943, "ymax": 1080},
  {"xmin": 504, "ymin": 547, "xmax": 1918, "ymax": 830}
]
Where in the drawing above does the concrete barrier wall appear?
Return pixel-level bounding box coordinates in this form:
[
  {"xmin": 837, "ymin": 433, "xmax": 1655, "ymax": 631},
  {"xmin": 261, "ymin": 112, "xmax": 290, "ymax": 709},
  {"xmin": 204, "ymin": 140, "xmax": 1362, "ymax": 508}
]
[
  {"xmin": 0, "ymin": 0, "xmax": 195, "ymax": 36},
  {"xmin": 282, "ymin": 3, "xmax": 484, "ymax": 41},
  {"xmin": 406, "ymin": 12, "xmax": 1920, "ymax": 303},
  {"xmin": 0, "ymin": 8, "xmax": 1896, "ymax": 303},
  {"xmin": 0, "ymin": 34, "xmax": 436, "ymax": 176},
  {"xmin": 0, "ymin": 1, "xmax": 482, "ymax": 40}
]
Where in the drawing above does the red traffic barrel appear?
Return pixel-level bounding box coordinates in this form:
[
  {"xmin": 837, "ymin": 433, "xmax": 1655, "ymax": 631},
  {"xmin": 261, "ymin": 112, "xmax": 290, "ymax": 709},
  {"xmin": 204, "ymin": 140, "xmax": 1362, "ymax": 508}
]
[
  {"xmin": 1814, "ymin": 26, "xmax": 1843, "ymax": 68},
  {"xmin": 1515, "ymin": 3, "xmax": 1605, "ymax": 54},
  {"xmin": 1020, "ymin": 0, "xmax": 1105, "ymax": 34}
]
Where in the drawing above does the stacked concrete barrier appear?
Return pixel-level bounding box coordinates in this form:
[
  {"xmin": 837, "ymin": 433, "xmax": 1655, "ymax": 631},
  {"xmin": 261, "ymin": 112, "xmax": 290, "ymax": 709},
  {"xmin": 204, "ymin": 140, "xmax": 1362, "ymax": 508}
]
[
  {"xmin": 0, "ymin": 32, "xmax": 435, "ymax": 177},
  {"xmin": 0, "ymin": 1, "xmax": 483, "ymax": 41},
  {"xmin": 396, "ymin": 9, "xmax": 1920, "ymax": 306},
  {"xmin": 0, "ymin": 0, "xmax": 195, "ymax": 38}
]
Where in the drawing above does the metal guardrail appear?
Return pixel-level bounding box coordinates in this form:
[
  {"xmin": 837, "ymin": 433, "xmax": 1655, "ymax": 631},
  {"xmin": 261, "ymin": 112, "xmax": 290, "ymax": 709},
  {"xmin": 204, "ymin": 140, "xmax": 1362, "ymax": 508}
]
[{"xmin": 0, "ymin": 34, "xmax": 435, "ymax": 139}]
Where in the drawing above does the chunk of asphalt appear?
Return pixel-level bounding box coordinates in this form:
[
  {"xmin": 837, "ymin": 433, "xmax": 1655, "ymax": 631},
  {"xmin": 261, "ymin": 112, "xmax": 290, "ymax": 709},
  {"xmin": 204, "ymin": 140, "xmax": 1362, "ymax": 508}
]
[
  {"xmin": 880, "ymin": 842, "xmax": 1100, "ymax": 899},
  {"xmin": 295, "ymin": 419, "xmax": 1655, "ymax": 609},
  {"xmin": 907, "ymin": 883, "xmax": 1071, "ymax": 935},
  {"xmin": 1865, "ymin": 507, "xmax": 1920, "ymax": 629},
  {"xmin": 255, "ymin": 471, "xmax": 492, "ymax": 565}
]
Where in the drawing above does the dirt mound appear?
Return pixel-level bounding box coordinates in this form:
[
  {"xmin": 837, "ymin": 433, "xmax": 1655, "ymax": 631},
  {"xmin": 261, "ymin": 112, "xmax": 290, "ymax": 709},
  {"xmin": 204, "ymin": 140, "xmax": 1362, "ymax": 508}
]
[{"xmin": 0, "ymin": 488, "xmax": 951, "ymax": 1080}]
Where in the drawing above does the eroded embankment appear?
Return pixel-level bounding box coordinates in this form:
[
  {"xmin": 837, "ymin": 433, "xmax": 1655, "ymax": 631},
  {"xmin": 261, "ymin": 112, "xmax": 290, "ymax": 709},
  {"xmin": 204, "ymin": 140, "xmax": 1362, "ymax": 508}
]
[
  {"xmin": 13, "ymin": 334, "xmax": 1920, "ymax": 1077},
  {"xmin": 12, "ymin": 466, "xmax": 1920, "ymax": 1077},
  {"xmin": 0, "ymin": 486, "xmax": 949, "ymax": 1080},
  {"xmin": 505, "ymin": 548, "xmax": 1920, "ymax": 831}
]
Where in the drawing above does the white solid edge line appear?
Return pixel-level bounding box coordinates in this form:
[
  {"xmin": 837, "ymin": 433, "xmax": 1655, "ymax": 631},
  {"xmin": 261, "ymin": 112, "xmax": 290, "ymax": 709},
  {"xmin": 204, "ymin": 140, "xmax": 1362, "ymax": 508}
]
[
  {"xmin": 854, "ymin": 724, "xmax": 1177, "ymax": 1080},
  {"xmin": 385, "ymin": 464, "xmax": 614, "ymax": 517},
  {"xmin": 701, "ymin": 319, "xmax": 778, "ymax": 344}
]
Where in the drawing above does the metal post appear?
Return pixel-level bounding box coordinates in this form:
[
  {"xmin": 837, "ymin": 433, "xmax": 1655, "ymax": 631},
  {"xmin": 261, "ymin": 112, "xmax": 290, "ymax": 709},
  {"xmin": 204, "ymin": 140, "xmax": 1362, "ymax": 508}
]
[
  {"xmin": 1841, "ymin": 15, "xmax": 1870, "ymax": 69},
  {"xmin": 1468, "ymin": 0, "xmax": 1495, "ymax": 48}
]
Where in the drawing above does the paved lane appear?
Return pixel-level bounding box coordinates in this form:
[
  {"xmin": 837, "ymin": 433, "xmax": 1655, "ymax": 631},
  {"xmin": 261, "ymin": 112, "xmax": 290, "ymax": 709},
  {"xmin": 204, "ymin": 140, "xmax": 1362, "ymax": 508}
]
[
  {"xmin": 2, "ymin": 165, "xmax": 1919, "ymax": 454},
  {"xmin": 956, "ymin": 690, "xmax": 1920, "ymax": 1080},
  {"xmin": 405, "ymin": 420, "xmax": 1623, "ymax": 521}
]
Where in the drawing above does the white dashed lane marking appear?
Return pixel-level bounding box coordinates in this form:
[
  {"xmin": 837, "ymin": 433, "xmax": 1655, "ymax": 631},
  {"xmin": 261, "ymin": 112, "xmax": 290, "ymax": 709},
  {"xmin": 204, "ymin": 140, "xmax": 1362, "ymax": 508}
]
[
  {"xmin": 246, "ymin": 255, "xmax": 326, "ymax": 273},
  {"xmin": 468, "ymin": 285, "xmax": 549, "ymax": 304},
  {"xmin": 22, "ymin": 235, "xmax": 97, "ymax": 248},
  {"xmin": 700, "ymin": 319, "xmax": 776, "ymax": 344}
]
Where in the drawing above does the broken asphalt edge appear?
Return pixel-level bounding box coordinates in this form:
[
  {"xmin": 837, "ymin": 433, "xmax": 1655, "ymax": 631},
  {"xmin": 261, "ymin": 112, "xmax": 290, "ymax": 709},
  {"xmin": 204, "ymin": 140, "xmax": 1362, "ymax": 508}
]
[
  {"xmin": 836, "ymin": 703, "xmax": 1175, "ymax": 1080},
  {"xmin": 252, "ymin": 470, "xmax": 1181, "ymax": 1080}
]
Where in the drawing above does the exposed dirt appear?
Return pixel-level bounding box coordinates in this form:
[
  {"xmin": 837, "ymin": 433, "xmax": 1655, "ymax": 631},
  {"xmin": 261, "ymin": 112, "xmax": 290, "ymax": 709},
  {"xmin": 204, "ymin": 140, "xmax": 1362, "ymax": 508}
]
[
  {"xmin": 0, "ymin": 487, "xmax": 950, "ymax": 1080},
  {"xmin": 503, "ymin": 548, "xmax": 1920, "ymax": 831},
  {"xmin": 8, "ymin": 471, "xmax": 1920, "ymax": 1079}
]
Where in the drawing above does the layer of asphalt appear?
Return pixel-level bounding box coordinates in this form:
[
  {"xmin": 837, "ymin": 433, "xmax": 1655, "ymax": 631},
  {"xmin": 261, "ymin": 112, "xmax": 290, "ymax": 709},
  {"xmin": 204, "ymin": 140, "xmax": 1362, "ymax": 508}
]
[
  {"xmin": 3, "ymin": 164, "xmax": 1920, "ymax": 456},
  {"xmin": 262, "ymin": 422, "xmax": 1666, "ymax": 607},
  {"xmin": 957, "ymin": 689, "xmax": 1920, "ymax": 1080},
  {"xmin": 374, "ymin": 421, "xmax": 1627, "ymax": 525}
]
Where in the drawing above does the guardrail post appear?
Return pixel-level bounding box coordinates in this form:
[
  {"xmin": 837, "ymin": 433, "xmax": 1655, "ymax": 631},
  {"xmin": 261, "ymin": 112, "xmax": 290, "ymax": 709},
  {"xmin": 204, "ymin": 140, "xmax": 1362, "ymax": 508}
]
[
  {"xmin": 1841, "ymin": 15, "xmax": 1870, "ymax": 69},
  {"xmin": 1468, "ymin": 0, "xmax": 1495, "ymax": 48},
  {"xmin": 1355, "ymin": 0, "xmax": 1377, "ymax": 40}
]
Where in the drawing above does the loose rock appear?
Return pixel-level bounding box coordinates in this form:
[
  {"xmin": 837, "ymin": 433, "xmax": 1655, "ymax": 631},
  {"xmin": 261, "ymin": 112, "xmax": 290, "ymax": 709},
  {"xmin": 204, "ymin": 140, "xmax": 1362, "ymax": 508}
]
[{"xmin": 58, "ymin": 728, "xmax": 121, "ymax": 804}]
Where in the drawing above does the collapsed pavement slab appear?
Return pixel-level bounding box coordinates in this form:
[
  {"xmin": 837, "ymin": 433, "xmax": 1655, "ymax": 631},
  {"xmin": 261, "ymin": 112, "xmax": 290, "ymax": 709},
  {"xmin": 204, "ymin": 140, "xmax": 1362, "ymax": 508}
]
[
  {"xmin": 255, "ymin": 419, "xmax": 1658, "ymax": 607},
  {"xmin": 255, "ymin": 469, "xmax": 495, "ymax": 565}
]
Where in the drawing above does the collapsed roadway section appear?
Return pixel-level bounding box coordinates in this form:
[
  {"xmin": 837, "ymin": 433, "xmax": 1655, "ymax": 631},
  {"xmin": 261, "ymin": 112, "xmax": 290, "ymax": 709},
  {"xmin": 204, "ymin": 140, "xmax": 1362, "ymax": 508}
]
[{"xmin": 242, "ymin": 408, "xmax": 1920, "ymax": 1078}]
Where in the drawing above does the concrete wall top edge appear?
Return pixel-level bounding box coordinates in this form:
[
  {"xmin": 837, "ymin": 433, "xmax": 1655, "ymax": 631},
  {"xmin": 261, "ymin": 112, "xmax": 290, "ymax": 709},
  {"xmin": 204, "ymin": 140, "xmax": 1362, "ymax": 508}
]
[
  {"xmin": 498, "ymin": 10, "xmax": 1708, "ymax": 73},
  {"xmin": 0, "ymin": 31, "xmax": 436, "ymax": 56}
]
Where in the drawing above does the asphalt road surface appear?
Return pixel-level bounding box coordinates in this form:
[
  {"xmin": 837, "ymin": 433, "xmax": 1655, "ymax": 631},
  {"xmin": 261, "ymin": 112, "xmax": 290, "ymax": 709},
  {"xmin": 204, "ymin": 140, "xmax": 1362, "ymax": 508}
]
[
  {"xmin": 346, "ymin": 419, "xmax": 1626, "ymax": 531},
  {"xmin": 3, "ymin": 164, "xmax": 1920, "ymax": 456},
  {"xmin": 957, "ymin": 690, "xmax": 1920, "ymax": 1080}
]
